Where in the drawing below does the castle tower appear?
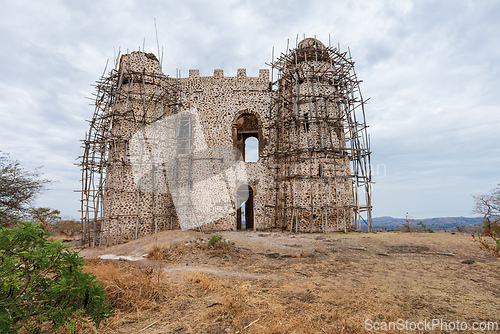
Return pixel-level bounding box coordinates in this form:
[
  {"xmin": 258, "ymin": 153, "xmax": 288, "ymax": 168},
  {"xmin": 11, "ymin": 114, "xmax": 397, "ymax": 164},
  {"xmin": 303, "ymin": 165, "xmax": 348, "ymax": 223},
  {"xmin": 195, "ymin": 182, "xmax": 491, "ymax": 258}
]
[
  {"xmin": 267, "ymin": 38, "xmax": 372, "ymax": 232},
  {"xmin": 81, "ymin": 52, "xmax": 181, "ymax": 246}
]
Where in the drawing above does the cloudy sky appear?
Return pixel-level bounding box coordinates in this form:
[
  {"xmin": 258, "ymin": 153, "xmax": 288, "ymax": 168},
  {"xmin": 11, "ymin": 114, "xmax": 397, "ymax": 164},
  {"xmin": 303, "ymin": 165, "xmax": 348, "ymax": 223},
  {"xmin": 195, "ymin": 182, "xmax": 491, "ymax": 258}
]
[{"xmin": 1, "ymin": 0, "xmax": 499, "ymax": 220}]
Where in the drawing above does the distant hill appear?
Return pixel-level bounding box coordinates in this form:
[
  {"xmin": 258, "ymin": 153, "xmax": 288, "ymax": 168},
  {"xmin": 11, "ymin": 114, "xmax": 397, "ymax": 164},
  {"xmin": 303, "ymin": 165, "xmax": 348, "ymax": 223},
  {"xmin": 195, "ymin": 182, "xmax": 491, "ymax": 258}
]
[{"xmin": 367, "ymin": 216, "xmax": 484, "ymax": 232}]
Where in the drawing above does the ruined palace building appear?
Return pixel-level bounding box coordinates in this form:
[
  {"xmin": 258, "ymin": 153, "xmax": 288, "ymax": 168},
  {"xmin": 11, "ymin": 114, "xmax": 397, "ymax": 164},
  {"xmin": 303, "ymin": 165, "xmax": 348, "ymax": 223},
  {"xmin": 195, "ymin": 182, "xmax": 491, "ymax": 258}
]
[{"xmin": 80, "ymin": 38, "xmax": 372, "ymax": 246}]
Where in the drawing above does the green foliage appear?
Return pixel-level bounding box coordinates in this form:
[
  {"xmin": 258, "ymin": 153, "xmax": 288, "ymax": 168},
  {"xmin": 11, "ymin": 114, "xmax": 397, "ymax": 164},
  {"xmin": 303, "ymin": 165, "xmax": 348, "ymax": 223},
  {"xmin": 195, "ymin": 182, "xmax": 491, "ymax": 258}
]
[
  {"xmin": 208, "ymin": 234, "xmax": 224, "ymax": 247},
  {"xmin": 0, "ymin": 221, "xmax": 112, "ymax": 333},
  {"xmin": 427, "ymin": 228, "xmax": 434, "ymax": 233},
  {"xmin": 207, "ymin": 234, "xmax": 230, "ymax": 250}
]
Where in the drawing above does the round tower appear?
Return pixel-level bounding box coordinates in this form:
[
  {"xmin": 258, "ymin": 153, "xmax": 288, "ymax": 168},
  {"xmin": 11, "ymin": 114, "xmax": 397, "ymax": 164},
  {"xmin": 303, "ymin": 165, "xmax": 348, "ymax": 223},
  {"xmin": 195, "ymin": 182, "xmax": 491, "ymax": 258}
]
[{"xmin": 268, "ymin": 38, "xmax": 370, "ymax": 232}]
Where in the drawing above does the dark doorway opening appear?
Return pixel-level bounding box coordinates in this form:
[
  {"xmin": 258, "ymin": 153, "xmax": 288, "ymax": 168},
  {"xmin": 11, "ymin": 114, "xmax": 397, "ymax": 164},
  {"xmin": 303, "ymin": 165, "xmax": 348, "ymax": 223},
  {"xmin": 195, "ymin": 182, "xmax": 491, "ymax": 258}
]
[{"xmin": 236, "ymin": 185, "xmax": 254, "ymax": 230}]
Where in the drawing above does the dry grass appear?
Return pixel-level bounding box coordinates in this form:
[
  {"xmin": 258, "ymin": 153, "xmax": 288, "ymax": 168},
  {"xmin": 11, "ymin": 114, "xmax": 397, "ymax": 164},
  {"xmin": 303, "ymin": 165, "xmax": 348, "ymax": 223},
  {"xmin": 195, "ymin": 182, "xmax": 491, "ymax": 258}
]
[
  {"xmin": 83, "ymin": 258, "xmax": 168, "ymax": 312},
  {"xmin": 146, "ymin": 239, "xmax": 206, "ymax": 262},
  {"xmin": 146, "ymin": 244, "xmax": 170, "ymax": 262},
  {"xmin": 56, "ymin": 259, "xmax": 402, "ymax": 333},
  {"xmin": 55, "ymin": 258, "xmax": 174, "ymax": 333},
  {"xmin": 66, "ymin": 231, "xmax": 500, "ymax": 333},
  {"xmin": 146, "ymin": 237, "xmax": 236, "ymax": 263},
  {"xmin": 188, "ymin": 272, "xmax": 222, "ymax": 292}
]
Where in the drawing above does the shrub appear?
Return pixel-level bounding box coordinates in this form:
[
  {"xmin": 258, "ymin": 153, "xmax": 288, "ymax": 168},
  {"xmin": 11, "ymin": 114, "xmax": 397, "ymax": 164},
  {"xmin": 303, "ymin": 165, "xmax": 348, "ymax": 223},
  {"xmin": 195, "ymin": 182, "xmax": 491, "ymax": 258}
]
[
  {"xmin": 0, "ymin": 221, "xmax": 112, "ymax": 332},
  {"xmin": 208, "ymin": 234, "xmax": 230, "ymax": 250},
  {"xmin": 472, "ymin": 229, "xmax": 500, "ymax": 258},
  {"xmin": 401, "ymin": 213, "xmax": 416, "ymax": 232},
  {"xmin": 416, "ymin": 221, "xmax": 427, "ymax": 230},
  {"xmin": 482, "ymin": 218, "xmax": 500, "ymax": 236},
  {"xmin": 208, "ymin": 234, "xmax": 224, "ymax": 247}
]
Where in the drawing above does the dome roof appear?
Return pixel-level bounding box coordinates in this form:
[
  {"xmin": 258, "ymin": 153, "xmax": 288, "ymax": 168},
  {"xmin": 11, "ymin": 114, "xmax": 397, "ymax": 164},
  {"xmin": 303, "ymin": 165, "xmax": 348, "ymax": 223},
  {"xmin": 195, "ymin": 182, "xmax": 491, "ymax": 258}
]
[
  {"xmin": 293, "ymin": 38, "xmax": 329, "ymax": 62},
  {"xmin": 297, "ymin": 38, "xmax": 326, "ymax": 51}
]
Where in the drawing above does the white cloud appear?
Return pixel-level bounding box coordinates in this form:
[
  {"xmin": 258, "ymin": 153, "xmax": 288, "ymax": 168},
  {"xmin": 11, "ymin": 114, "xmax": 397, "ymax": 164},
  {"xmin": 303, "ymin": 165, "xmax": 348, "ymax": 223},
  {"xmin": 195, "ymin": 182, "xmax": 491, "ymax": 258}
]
[{"xmin": 0, "ymin": 0, "xmax": 499, "ymax": 219}]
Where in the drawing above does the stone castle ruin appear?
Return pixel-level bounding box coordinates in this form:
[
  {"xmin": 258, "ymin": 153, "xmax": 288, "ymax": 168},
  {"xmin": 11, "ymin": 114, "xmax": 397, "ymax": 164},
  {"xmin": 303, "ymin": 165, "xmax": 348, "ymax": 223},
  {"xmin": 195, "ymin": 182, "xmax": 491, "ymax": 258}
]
[{"xmin": 80, "ymin": 38, "xmax": 372, "ymax": 246}]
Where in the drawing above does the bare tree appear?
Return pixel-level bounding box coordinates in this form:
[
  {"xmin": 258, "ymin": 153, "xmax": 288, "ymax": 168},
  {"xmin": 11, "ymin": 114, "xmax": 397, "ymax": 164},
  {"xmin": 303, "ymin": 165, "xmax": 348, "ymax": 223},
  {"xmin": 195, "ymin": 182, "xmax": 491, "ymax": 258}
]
[
  {"xmin": 472, "ymin": 186, "xmax": 500, "ymax": 257},
  {"xmin": 473, "ymin": 185, "xmax": 500, "ymax": 235},
  {"xmin": 0, "ymin": 152, "xmax": 49, "ymax": 226}
]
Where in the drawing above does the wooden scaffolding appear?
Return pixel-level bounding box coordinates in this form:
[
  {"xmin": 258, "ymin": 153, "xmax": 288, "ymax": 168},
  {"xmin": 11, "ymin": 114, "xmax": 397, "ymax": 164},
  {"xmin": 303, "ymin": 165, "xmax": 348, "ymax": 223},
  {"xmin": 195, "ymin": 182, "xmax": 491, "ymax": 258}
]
[
  {"xmin": 266, "ymin": 37, "xmax": 372, "ymax": 232},
  {"xmin": 79, "ymin": 51, "xmax": 182, "ymax": 247}
]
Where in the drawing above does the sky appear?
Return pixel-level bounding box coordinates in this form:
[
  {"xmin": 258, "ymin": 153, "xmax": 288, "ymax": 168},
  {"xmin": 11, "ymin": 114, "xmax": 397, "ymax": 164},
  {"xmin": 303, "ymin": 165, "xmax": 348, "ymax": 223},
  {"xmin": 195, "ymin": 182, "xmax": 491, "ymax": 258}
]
[{"xmin": 0, "ymin": 0, "xmax": 499, "ymax": 220}]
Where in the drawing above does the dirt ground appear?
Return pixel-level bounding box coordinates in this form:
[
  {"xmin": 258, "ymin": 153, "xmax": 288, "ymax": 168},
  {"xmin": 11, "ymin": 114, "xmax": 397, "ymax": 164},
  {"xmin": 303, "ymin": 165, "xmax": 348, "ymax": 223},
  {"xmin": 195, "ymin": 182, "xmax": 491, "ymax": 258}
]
[{"xmin": 76, "ymin": 230, "xmax": 500, "ymax": 334}]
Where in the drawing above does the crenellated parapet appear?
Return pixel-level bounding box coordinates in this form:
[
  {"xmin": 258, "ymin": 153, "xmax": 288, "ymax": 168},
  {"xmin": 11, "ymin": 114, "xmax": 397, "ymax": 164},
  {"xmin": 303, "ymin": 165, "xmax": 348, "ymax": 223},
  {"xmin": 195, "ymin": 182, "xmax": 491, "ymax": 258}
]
[
  {"xmin": 181, "ymin": 68, "xmax": 270, "ymax": 92},
  {"xmin": 187, "ymin": 68, "xmax": 269, "ymax": 80}
]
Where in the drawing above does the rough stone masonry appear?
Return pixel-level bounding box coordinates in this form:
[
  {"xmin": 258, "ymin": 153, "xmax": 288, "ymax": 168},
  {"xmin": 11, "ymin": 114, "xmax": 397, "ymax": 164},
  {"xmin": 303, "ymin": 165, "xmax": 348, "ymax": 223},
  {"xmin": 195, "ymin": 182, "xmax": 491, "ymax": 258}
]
[{"xmin": 80, "ymin": 38, "xmax": 372, "ymax": 245}]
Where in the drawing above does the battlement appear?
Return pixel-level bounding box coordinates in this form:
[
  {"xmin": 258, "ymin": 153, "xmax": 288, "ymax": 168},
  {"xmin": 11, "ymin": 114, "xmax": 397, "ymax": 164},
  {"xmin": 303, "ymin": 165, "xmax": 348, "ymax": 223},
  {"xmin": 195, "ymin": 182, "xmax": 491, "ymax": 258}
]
[
  {"xmin": 188, "ymin": 68, "xmax": 269, "ymax": 81},
  {"xmin": 118, "ymin": 51, "xmax": 270, "ymax": 82}
]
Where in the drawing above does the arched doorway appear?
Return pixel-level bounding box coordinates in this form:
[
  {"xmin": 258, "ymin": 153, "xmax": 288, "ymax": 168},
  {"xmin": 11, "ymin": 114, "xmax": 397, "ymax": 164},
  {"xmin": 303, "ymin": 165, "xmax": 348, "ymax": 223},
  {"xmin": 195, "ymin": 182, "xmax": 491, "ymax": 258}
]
[{"xmin": 236, "ymin": 184, "xmax": 254, "ymax": 230}]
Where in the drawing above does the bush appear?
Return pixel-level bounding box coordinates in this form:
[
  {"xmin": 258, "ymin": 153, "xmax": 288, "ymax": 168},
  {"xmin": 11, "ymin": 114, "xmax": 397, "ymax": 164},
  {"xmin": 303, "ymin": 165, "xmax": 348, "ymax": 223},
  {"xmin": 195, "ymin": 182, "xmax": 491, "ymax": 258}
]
[
  {"xmin": 208, "ymin": 234, "xmax": 224, "ymax": 247},
  {"xmin": 482, "ymin": 218, "xmax": 500, "ymax": 236},
  {"xmin": 0, "ymin": 221, "xmax": 112, "ymax": 332},
  {"xmin": 208, "ymin": 234, "xmax": 231, "ymax": 250},
  {"xmin": 472, "ymin": 186, "xmax": 500, "ymax": 257},
  {"xmin": 472, "ymin": 229, "xmax": 500, "ymax": 258},
  {"xmin": 473, "ymin": 186, "xmax": 500, "ymax": 236}
]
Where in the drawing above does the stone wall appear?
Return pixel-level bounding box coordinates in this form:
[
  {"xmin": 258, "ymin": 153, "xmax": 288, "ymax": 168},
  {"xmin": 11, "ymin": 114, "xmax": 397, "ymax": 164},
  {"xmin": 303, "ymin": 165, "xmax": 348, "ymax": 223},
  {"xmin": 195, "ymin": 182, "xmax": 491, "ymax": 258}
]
[
  {"xmin": 97, "ymin": 40, "xmax": 361, "ymax": 240},
  {"xmin": 178, "ymin": 68, "xmax": 273, "ymax": 231}
]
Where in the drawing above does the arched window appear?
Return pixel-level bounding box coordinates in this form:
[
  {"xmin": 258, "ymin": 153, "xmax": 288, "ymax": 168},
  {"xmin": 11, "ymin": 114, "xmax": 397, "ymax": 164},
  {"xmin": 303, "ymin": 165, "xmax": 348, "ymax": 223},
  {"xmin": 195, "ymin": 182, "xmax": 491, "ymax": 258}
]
[
  {"xmin": 233, "ymin": 113, "xmax": 260, "ymax": 162},
  {"xmin": 244, "ymin": 137, "xmax": 259, "ymax": 162}
]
